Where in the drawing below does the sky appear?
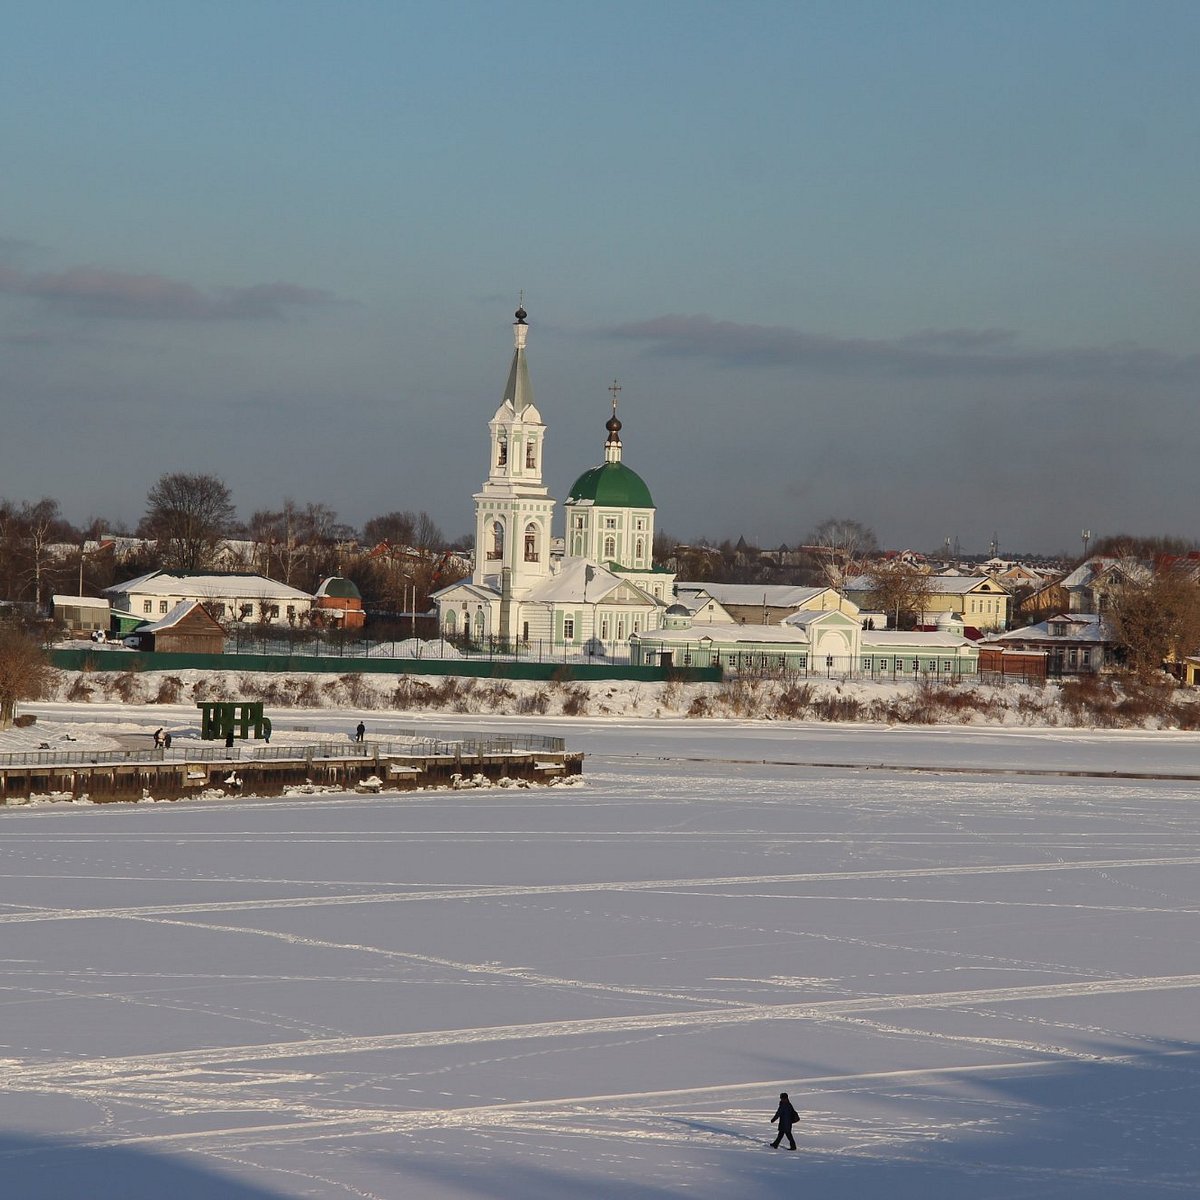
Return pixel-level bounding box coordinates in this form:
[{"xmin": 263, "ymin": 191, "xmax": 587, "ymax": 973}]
[{"xmin": 3, "ymin": 0, "xmax": 1199, "ymax": 557}]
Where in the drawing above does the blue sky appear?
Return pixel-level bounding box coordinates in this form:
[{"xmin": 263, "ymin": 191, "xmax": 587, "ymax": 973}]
[{"xmin": 3, "ymin": 1, "xmax": 1198, "ymax": 555}]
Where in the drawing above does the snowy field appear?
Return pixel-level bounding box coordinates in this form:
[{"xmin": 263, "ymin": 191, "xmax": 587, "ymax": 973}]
[{"xmin": 2, "ymin": 705, "xmax": 1199, "ymax": 1198}]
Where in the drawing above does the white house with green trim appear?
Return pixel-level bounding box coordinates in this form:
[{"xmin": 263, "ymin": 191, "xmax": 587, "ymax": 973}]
[
  {"xmin": 434, "ymin": 308, "xmax": 674, "ymax": 653},
  {"xmin": 630, "ymin": 604, "xmax": 979, "ymax": 677}
]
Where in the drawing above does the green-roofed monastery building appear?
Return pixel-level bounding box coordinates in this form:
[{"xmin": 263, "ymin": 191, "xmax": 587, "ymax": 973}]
[{"xmin": 433, "ymin": 307, "xmax": 674, "ymax": 652}]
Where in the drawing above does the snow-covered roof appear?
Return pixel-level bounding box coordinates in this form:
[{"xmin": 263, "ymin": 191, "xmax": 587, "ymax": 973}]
[
  {"xmin": 984, "ymin": 613, "xmax": 1114, "ymax": 644},
  {"xmin": 844, "ymin": 574, "xmax": 1003, "ymax": 596},
  {"xmin": 52, "ymin": 594, "xmax": 109, "ymax": 609},
  {"xmin": 633, "ymin": 622, "xmax": 811, "ymax": 646},
  {"xmin": 106, "ymin": 571, "xmax": 313, "ymax": 602},
  {"xmin": 675, "ymin": 582, "xmax": 832, "ymax": 608},
  {"xmin": 1058, "ymin": 556, "xmax": 1150, "ymax": 590},
  {"xmin": 781, "ymin": 609, "xmax": 854, "ymax": 630},
  {"xmin": 135, "ymin": 599, "xmax": 216, "ymax": 633},
  {"xmin": 863, "ymin": 631, "xmax": 972, "ymax": 648},
  {"xmin": 525, "ymin": 557, "xmax": 658, "ymax": 606},
  {"xmin": 430, "ymin": 580, "xmax": 499, "ymax": 603}
]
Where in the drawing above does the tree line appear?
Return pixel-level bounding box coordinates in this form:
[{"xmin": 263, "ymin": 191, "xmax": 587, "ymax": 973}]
[{"xmin": 0, "ymin": 473, "xmax": 464, "ymax": 621}]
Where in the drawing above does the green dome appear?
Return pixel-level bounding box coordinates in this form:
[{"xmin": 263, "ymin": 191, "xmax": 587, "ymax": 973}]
[
  {"xmin": 567, "ymin": 462, "xmax": 654, "ymax": 509},
  {"xmin": 316, "ymin": 576, "xmax": 362, "ymax": 600}
]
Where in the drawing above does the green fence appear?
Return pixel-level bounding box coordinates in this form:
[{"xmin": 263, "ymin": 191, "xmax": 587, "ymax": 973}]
[{"xmin": 49, "ymin": 647, "xmax": 722, "ymax": 684}]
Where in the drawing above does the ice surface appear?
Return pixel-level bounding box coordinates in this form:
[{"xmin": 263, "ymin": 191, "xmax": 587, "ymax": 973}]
[{"xmin": 1, "ymin": 706, "xmax": 1198, "ymax": 1197}]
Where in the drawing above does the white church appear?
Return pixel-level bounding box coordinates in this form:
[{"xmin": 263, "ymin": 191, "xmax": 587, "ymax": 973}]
[{"xmin": 433, "ymin": 307, "xmax": 675, "ymax": 653}]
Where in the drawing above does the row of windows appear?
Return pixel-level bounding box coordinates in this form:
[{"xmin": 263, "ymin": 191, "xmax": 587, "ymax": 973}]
[
  {"xmin": 141, "ymin": 599, "xmax": 295, "ymax": 619},
  {"xmin": 861, "ymin": 657, "xmax": 958, "ymax": 672}
]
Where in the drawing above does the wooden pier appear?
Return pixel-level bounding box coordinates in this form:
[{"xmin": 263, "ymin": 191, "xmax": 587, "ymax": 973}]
[{"xmin": 0, "ymin": 735, "xmax": 582, "ymax": 805}]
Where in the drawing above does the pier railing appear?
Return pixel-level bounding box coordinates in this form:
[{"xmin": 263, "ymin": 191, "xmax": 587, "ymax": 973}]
[{"xmin": 0, "ymin": 731, "xmax": 565, "ymax": 770}]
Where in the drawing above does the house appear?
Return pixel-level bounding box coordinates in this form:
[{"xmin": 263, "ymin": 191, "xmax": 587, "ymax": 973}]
[
  {"xmin": 981, "ymin": 613, "xmax": 1115, "ymax": 675},
  {"xmin": 105, "ymin": 571, "xmax": 314, "ymax": 627},
  {"xmin": 1059, "ymin": 556, "xmax": 1149, "ymax": 614},
  {"xmin": 631, "ymin": 604, "xmax": 978, "ymax": 677},
  {"xmin": 52, "ymin": 594, "xmax": 110, "ymax": 636},
  {"xmin": 674, "ymin": 582, "xmax": 855, "ymax": 626},
  {"xmin": 127, "ymin": 600, "xmax": 226, "ymax": 654},
  {"xmin": 842, "ymin": 572, "xmax": 1011, "ymax": 631},
  {"xmin": 1016, "ymin": 576, "xmax": 1070, "ymax": 620}
]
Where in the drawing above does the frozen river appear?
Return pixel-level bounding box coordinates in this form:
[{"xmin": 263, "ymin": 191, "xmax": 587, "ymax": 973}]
[{"xmin": 2, "ymin": 707, "xmax": 1198, "ymax": 1197}]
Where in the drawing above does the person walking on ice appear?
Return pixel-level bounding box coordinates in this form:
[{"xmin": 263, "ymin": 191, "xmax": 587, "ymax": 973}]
[
  {"xmin": 355, "ymin": 721, "xmax": 366, "ymax": 743},
  {"xmin": 770, "ymin": 1091, "xmax": 799, "ymax": 1149}
]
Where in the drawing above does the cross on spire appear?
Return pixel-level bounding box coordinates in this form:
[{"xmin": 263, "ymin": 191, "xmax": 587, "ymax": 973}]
[{"xmin": 608, "ymin": 378, "xmax": 621, "ymax": 413}]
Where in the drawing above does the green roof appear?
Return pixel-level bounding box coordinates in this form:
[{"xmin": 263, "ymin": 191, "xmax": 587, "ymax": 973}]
[
  {"xmin": 567, "ymin": 462, "xmax": 654, "ymax": 509},
  {"xmin": 317, "ymin": 576, "xmax": 362, "ymax": 600}
]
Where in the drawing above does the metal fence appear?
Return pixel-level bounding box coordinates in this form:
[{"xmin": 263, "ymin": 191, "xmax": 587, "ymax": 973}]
[{"xmin": 223, "ymin": 631, "xmax": 634, "ymax": 666}]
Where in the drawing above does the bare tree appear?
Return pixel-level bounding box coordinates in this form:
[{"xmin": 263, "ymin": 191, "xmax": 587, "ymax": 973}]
[
  {"xmin": 362, "ymin": 511, "xmax": 417, "ymax": 548},
  {"xmin": 140, "ymin": 473, "xmax": 236, "ymax": 571},
  {"xmin": 866, "ymin": 561, "xmax": 933, "ymax": 631},
  {"xmin": 1108, "ymin": 571, "xmax": 1200, "ymax": 679},
  {"xmin": 0, "ymin": 626, "xmax": 51, "ymax": 728},
  {"xmin": 805, "ymin": 517, "xmax": 879, "ymax": 588}
]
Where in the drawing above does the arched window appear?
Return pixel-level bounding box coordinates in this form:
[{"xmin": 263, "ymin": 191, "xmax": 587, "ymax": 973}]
[
  {"xmin": 524, "ymin": 522, "xmax": 539, "ymax": 562},
  {"xmin": 488, "ymin": 520, "xmax": 504, "ymax": 561},
  {"xmin": 496, "ymin": 436, "xmax": 507, "ymax": 467},
  {"xmin": 525, "ymin": 439, "xmax": 536, "ymax": 469},
  {"xmin": 603, "ymin": 535, "xmax": 616, "ymax": 559},
  {"xmin": 444, "ymin": 610, "xmax": 457, "ymax": 635},
  {"xmin": 474, "ymin": 610, "xmax": 485, "ymax": 638},
  {"xmin": 635, "ymin": 537, "xmax": 644, "ymax": 560}
]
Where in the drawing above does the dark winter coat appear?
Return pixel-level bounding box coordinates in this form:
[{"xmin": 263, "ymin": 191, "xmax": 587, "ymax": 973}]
[{"xmin": 772, "ymin": 1100, "xmax": 799, "ymax": 1129}]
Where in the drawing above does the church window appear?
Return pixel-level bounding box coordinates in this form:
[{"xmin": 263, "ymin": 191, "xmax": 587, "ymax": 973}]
[
  {"xmin": 524, "ymin": 522, "xmax": 539, "ymax": 562},
  {"xmin": 635, "ymin": 537, "xmax": 644, "ymax": 559},
  {"xmin": 474, "ymin": 610, "xmax": 485, "ymax": 638},
  {"xmin": 604, "ymin": 517, "xmax": 617, "ymax": 529},
  {"xmin": 563, "ymin": 617, "xmax": 575, "ymax": 641},
  {"xmin": 496, "ymin": 436, "xmax": 507, "ymax": 467},
  {"xmin": 636, "ymin": 518, "xmax": 645, "ymax": 530},
  {"xmin": 604, "ymin": 536, "xmax": 616, "ymax": 559},
  {"xmin": 525, "ymin": 439, "xmax": 536, "ymax": 469},
  {"xmin": 489, "ymin": 521, "xmax": 504, "ymax": 560},
  {"xmin": 445, "ymin": 611, "xmax": 457, "ymax": 634},
  {"xmin": 575, "ymin": 516, "xmax": 584, "ymax": 529},
  {"xmin": 601, "ymin": 618, "xmax": 609, "ymax": 639}
]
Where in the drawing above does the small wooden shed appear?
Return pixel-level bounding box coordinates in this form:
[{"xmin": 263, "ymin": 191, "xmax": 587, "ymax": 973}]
[{"xmin": 136, "ymin": 600, "xmax": 226, "ymax": 654}]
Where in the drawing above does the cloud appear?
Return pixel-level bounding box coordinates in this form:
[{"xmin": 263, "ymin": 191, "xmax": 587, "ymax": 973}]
[
  {"xmin": 610, "ymin": 314, "xmax": 1200, "ymax": 381},
  {"xmin": 0, "ymin": 264, "xmax": 334, "ymax": 321}
]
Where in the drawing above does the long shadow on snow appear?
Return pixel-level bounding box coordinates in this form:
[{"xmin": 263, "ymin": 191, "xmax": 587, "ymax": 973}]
[
  {"xmin": 376, "ymin": 1038, "xmax": 1200, "ymax": 1200},
  {"xmin": 0, "ymin": 1132, "xmax": 292, "ymax": 1200}
]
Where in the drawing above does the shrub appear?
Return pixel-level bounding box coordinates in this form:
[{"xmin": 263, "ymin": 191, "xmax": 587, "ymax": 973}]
[
  {"xmin": 110, "ymin": 671, "xmax": 144, "ymax": 703},
  {"xmin": 811, "ymin": 694, "xmax": 861, "ymax": 722},
  {"xmin": 66, "ymin": 675, "xmax": 94, "ymax": 702},
  {"xmin": 774, "ymin": 682, "xmax": 814, "ymax": 719},
  {"xmin": 516, "ymin": 688, "xmax": 550, "ymax": 715},
  {"xmin": 340, "ymin": 672, "xmax": 370, "ymax": 708},
  {"xmin": 154, "ymin": 675, "xmax": 183, "ymax": 705},
  {"xmin": 561, "ymin": 686, "xmax": 589, "ymax": 716}
]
